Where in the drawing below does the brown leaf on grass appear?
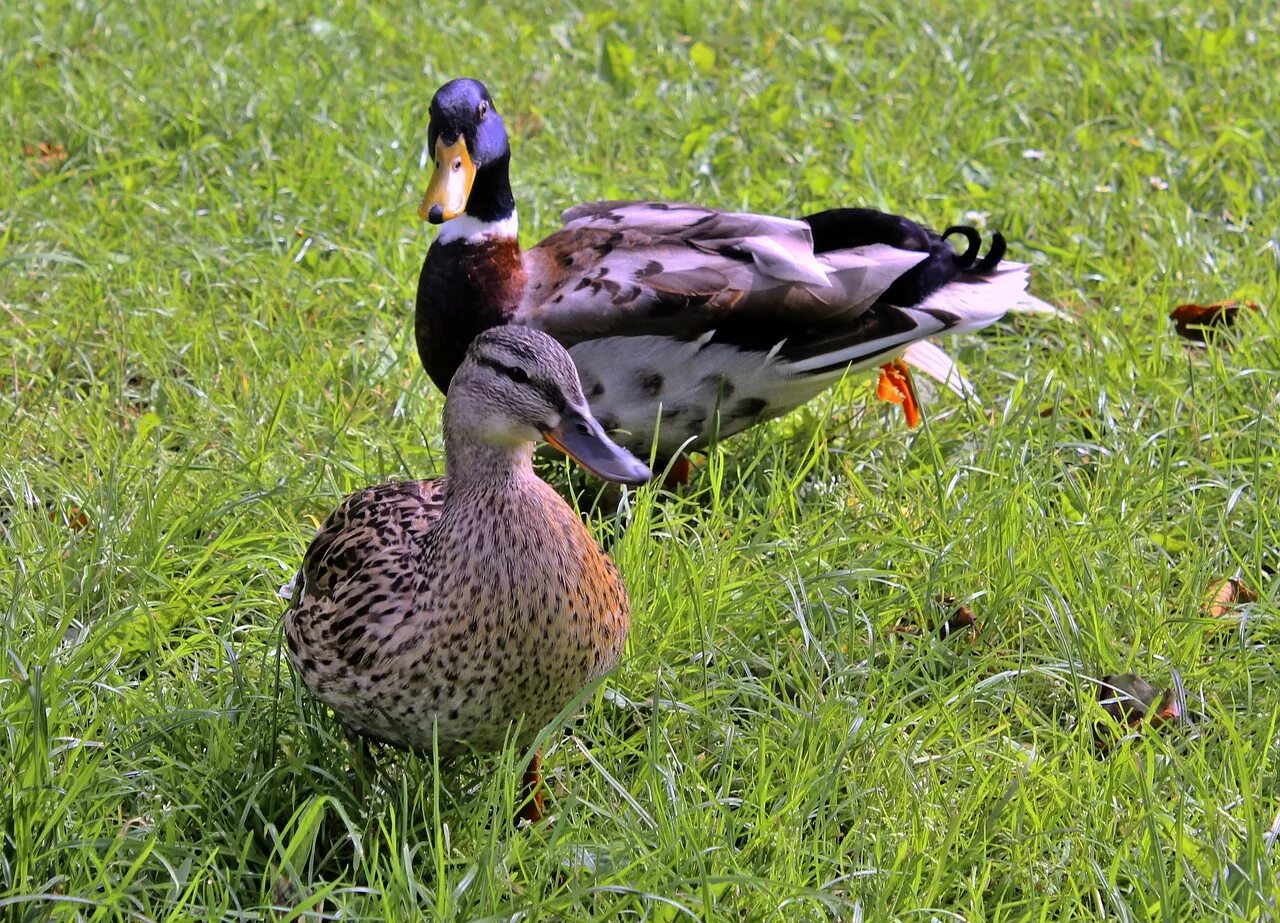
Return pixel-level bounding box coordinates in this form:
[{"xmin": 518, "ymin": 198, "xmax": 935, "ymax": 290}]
[
  {"xmin": 510, "ymin": 110, "xmax": 544, "ymax": 139},
  {"xmin": 1203, "ymin": 577, "xmax": 1258, "ymax": 620},
  {"xmin": 49, "ymin": 505, "xmax": 90, "ymax": 532},
  {"xmin": 1169, "ymin": 300, "xmax": 1260, "ymax": 344},
  {"xmin": 891, "ymin": 596, "xmax": 980, "ymax": 641},
  {"xmin": 1203, "ymin": 577, "xmax": 1259, "ymax": 642},
  {"xmin": 1148, "ymin": 689, "xmax": 1183, "ymax": 727},
  {"xmin": 23, "ymin": 141, "xmax": 67, "ymax": 164},
  {"xmin": 935, "ymin": 596, "xmax": 978, "ymax": 640},
  {"xmin": 1096, "ymin": 673, "xmax": 1161, "ymax": 725},
  {"xmin": 1093, "ymin": 672, "xmax": 1183, "ymax": 750}
]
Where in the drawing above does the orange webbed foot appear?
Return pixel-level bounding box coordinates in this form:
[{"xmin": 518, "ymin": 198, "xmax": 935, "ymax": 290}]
[{"xmin": 877, "ymin": 359, "xmax": 922, "ymax": 429}]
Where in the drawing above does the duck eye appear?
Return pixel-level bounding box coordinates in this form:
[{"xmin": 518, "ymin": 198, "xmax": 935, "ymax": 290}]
[
  {"xmin": 507, "ymin": 366, "xmax": 529, "ymax": 384},
  {"xmin": 478, "ymin": 100, "xmax": 489, "ymax": 118}
]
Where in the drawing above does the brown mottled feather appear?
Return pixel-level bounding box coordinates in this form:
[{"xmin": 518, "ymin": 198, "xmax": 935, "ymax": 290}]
[
  {"xmin": 286, "ymin": 324, "xmax": 647, "ymax": 830},
  {"xmin": 285, "ymin": 474, "xmax": 629, "ymax": 756}
]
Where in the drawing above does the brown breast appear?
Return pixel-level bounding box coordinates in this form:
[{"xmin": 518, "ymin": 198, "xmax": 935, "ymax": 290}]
[{"xmin": 416, "ymin": 238, "xmax": 527, "ymax": 392}]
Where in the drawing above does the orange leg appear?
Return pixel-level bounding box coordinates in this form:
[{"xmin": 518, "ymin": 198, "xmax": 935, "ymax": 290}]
[
  {"xmin": 877, "ymin": 359, "xmax": 922, "ymax": 429},
  {"xmin": 516, "ymin": 750, "xmax": 544, "ymax": 824}
]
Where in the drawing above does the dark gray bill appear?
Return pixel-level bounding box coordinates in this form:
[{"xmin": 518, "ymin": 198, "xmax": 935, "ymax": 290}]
[{"xmin": 542, "ymin": 407, "xmax": 651, "ymax": 486}]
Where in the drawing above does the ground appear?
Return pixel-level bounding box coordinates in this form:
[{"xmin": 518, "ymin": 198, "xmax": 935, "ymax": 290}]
[{"xmin": 2, "ymin": 0, "xmax": 1278, "ymax": 919}]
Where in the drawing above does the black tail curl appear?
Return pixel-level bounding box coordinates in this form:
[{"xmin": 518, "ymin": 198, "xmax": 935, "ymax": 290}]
[
  {"xmin": 944, "ymin": 225, "xmax": 1006, "ymax": 275},
  {"xmin": 801, "ymin": 207, "xmax": 1006, "ymax": 307}
]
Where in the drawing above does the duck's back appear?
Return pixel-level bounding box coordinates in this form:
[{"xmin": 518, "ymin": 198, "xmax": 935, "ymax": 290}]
[
  {"xmin": 284, "ymin": 476, "xmax": 629, "ymax": 755},
  {"xmin": 503, "ymin": 201, "xmax": 1040, "ymax": 456}
]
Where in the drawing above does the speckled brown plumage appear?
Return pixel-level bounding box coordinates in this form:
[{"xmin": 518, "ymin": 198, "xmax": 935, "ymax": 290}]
[{"xmin": 284, "ymin": 327, "xmax": 648, "ymax": 780}]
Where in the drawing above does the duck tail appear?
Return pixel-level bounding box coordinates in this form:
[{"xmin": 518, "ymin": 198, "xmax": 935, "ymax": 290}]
[
  {"xmin": 940, "ymin": 224, "xmax": 1065, "ymax": 318},
  {"xmin": 888, "ymin": 259, "xmax": 1062, "ymax": 415},
  {"xmin": 802, "ymin": 207, "xmax": 1034, "ymax": 308},
  {"xmin": 942, "ymin": 225, "xmax": 1005, "ymax": 275},
  {"xmin": 897, "ymin": 257, "xmax": 1044, "ymax": 336},
  {"xmin": 778, "ymin": 209, "xmax": 1061, "ymax": 384}
]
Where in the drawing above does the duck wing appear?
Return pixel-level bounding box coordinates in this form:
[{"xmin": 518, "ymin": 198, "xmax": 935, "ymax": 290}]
[
  {"xmin": 511, "ymin": 201, "xmax": 1044, "ymax": 456},
  {"xmin": 286, "ymin": 479, "xmax": 445, "ymax": 619},
  {"xmin": 518, "ymin": 201, "xmax": 926, "ymax": 343}
]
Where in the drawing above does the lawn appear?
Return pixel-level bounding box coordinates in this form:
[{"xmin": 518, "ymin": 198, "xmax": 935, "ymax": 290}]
[{"xmin": 3, "ymin": 0, "xmax": 1279, "ymax": 919}]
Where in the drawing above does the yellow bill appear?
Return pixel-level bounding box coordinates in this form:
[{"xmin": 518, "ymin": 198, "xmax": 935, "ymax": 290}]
[{"xmin": 418, "ymin": 136, "xmax": 475, "ymax": 223}]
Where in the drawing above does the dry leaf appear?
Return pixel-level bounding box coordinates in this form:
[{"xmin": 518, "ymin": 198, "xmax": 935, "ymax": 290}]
[
  {"xmin": 49, "ymin": 505, "xmax": 90, "ymax": 532},
  {"xmin": 1093, "ymin": 672, "xmax": 1183, "ymax": 750},
  {"xmin": 23, "ymin": 141, "xmax": 67, "ymax": 164},
  {"xmin": 935, "ymin": 595, "xmax": 978, "ymax": 640},
  {"xmin": 1204, "ymin": 577, "xmax": 1258, "ymax": 620},
  {"xmin": 1169, "ymin": 300, "xmax": 1260, "ymax": 344},
  {"xmin": 1203, "ymin": 577, "xmax": 1258, "ymax": 638},
  {"xmin": 1147, "ymin": 689, "xmax": 1183, "ymax": 728},
  {"xmin": 1096, "ymin": 673, "xmax": 1162, "ymax": 725},
  {"xmin": 510, "ymin": 110, "xmax": 543, "ymax": 139},
  {"xmin": 892, "ymin": 596, "xmax": 979, "ymax": 640}
]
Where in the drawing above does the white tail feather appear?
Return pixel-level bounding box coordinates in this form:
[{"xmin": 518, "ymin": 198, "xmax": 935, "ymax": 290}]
[
  {"xmin": 781, "ymin": 259, "xmax": 1055, "ymax": 379},
  {"xmin": 1012, "ymin": 292, "xmax": 1067, "ymax": 318}
]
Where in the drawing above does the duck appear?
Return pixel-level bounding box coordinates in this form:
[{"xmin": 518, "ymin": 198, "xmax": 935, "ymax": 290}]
[
  {"xmin": 415, "ymin": 78, "xmax": 1054, "ymax": 479},
  {"xmin": 284, "ymin": 326, "xmax": 652, "ymax": 822}
]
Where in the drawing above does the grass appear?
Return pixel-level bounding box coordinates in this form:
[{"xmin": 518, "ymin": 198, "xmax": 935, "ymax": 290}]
[{"xmin": 2, "ymin": 0, "xmax": 1279, "ymax": 918}]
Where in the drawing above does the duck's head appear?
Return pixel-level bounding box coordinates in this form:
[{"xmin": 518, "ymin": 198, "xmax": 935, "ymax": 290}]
[
  {"xmin": 419, "ymin": 77, "xmax": 512, "ymax": 225},
  {"xmin": 446, "ymin": 327, "xmax": 652, "ymax": 486}
]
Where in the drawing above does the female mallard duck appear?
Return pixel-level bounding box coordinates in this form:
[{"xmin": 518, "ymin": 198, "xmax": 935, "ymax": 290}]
[
  {"xmin": 284, "ymin": 326, "xmax": 651, "ymax": 822},
  {"xmin": 415, "ymin": 78, "xmax": 1054, "ymax": 476}
]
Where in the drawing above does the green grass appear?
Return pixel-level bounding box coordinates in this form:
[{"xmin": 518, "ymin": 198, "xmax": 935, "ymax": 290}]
[{"xmin": 3, "ymin": 0, "xmax": 1279, "ymax": 918}]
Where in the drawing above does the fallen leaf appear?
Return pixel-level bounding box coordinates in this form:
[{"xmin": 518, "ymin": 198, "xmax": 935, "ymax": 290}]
[
  {"xmin": 1096, "ymin": 673, "xmax": 1162, "ymax": 725},
  {"xmin": 1204, "ymin": 576, "xmax": 1258, "ymax": 620},
  {"xmin": 891, "ymin": 596, "xmax": 980, "ymax": 641},
  {"xmin": 1093, "ymin": 672, "xmax": 1184, "ymax": 750},
  {"xmin": 49, "ymin": 505, "xmax": 90, "ymax": 532},
  {"xmin": 510, "ymin": 110, "xmax": 543, "ymax": 139},
  {"xmin": 935, "ymin": 595, "xmax": 978, "ymax": 640},
  {"xmin": 1038, "ymin": 404, "xmax": 1093, "ymax": 420},
  {"xmin": 1203, "ymin": 576, "xmax": 1259, "ymax": 639},
  {"xmin": 23, "ymin": 141, "xmax": 67, "ymax": 164},
  {"xmin": 1169, "ymin": 300, "xmax": 1260, "ymax": 344},
  {"xmin": 1148, "ymin": 689, "xmax": 1183, "ymax": 728}
]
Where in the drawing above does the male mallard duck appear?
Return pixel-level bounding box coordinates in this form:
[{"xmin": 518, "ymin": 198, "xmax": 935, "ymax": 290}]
[
  {"xmin": 416, "ymin": 78, "xmax": 1052, "ymax": 475},
  {"xmin": 284, "ymin": 326, "xmax": 651, "ymax": 822}
]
